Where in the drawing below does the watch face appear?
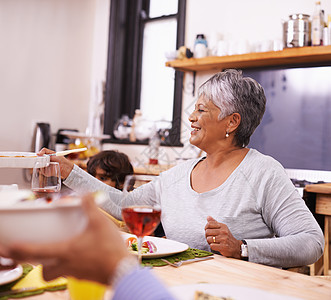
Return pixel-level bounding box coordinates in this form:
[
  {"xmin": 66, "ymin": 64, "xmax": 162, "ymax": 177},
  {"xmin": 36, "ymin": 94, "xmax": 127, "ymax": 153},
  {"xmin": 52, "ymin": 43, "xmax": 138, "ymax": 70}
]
[{"xmin": 241, "ymin": 244, "xmax": 248, "ymax": 258}]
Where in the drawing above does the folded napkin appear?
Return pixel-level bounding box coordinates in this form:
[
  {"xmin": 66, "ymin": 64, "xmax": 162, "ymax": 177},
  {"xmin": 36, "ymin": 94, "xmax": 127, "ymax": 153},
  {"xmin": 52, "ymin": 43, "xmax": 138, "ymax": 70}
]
[
  {"xmin": 142, "ymin": 248, "xmax": 213, "ymax": 267},
  {"xmin": 0, "ymin": 264, "xmax": 67, "ymax": 299}
]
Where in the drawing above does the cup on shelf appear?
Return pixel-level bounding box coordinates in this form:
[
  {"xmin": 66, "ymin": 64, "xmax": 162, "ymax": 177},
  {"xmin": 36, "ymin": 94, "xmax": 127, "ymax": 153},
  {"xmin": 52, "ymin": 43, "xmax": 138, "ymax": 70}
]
[{"xmin": 217, "ymin": 40, "xmax": 229, "ymax": 56}]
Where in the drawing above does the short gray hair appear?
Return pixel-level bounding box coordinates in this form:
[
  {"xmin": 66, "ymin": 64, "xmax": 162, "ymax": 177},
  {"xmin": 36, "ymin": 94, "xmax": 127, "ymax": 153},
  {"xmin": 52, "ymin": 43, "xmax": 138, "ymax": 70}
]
[{"xmin": 198, "ymin": 69, "xmax": 266, "ymax": 147}]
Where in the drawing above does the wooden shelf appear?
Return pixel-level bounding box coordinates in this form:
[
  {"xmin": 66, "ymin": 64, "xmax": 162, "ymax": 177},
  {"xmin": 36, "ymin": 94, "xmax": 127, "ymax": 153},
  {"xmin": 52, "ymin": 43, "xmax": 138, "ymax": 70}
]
[{"xmin": 165, "ymin": 45, "xmax": 331, "ymax": 72}]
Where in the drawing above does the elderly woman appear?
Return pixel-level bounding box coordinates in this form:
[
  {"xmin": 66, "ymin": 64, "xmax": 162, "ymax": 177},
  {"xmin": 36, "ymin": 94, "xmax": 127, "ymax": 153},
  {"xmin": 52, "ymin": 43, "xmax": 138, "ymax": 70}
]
[{"xmin": 41, "ymin": 69, "xmax": 324, "ymax": 268}]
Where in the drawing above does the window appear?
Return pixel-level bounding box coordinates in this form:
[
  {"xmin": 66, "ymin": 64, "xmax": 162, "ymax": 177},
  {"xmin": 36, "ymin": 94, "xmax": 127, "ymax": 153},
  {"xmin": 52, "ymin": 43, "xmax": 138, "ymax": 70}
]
[{"xmin": 103, "ymin": 0, "xmax": 186, "ymax": 146}]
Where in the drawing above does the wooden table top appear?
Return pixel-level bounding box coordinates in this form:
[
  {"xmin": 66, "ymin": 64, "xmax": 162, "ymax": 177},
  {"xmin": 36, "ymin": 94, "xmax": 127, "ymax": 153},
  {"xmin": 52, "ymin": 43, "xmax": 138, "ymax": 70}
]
[
  {"xmin": 153, "ymin": 255, "xmax": 331, "ymax": 300},
  {"xmin": 305, "ymin": 183, "xmax": 331, "ymax": 194},
  {"xmin": 133, "ymin": 164, "xmax": 174, "ymax": 175},
  {"xmin": 21, "ymin": 255, "xmax": 331, "ymax": 300}
]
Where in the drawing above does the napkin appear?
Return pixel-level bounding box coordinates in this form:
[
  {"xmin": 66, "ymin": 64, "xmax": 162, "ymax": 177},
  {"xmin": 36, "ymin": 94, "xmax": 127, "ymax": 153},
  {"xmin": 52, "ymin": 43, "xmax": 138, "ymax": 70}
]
[
  {"xmin": 12, "ymin": 264, "xmax": 67, "ymax": 290},
  {"xmin": 142, "ymin": 248, "xmax": 213, "ymax": 267},
  {"xmin": 0, "ymin": 264, "xmax": 67, "ymax": 300}
]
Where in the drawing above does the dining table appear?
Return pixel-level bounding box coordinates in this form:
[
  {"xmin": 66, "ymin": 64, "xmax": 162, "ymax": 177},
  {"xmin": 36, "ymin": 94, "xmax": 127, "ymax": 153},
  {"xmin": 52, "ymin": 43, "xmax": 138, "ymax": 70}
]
[
  {"xmin": 305, "ymin": 182, "xmax": 331, "ymax": 276},
  {"xmin": 11, "ymin": 254, "xmax": 331, "ymax": 300}
]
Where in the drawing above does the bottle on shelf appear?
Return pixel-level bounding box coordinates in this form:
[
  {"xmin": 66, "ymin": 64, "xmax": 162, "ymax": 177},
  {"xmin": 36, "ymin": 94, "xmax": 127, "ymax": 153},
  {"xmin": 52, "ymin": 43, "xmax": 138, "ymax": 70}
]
[
  {"xmin": 328, "ymin": 14, "xmax": 331, "ymax": 45},
  {"xmin": 194, "ymin": 34, "xmax": 208, "ymax": 58},
  {"xmin": 129, "ymin": 109, "xmax": 143, "ymax": 142},
  {"xmin": 148, "ymin": 131, "xmax": 160, "ymax": 165},
  {"xmin": 323, "ymin": 25, "xmax": 329, "ymax": 46},
  {"xmin": 311, "ymin": 1, "xmax": 323, "ymax": 46}
]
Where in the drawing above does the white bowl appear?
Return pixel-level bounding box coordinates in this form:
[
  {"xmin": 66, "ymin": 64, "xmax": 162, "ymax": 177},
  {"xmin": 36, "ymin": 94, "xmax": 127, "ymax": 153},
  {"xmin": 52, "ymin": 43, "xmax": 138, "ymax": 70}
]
[
  {"xmin": 0, "ymin": 152, "xmax": 50, "ymax": 168},
  {"xmin": 0, "ymin": 190, "xmax": 106, "ymax": 246}
]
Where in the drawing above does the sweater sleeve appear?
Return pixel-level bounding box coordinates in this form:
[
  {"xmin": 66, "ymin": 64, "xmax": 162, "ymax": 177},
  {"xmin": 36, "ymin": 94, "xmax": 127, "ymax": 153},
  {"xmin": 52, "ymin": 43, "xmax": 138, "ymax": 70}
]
[
  {"xmin": 63, "ymin": 165, "xmax": 161, "ymax": 220},
  {"xmin": 113, "ymin": 268, "xmax": 175, "ymax": 300},
  {"xmin": 247, "ymin": 165, "xmax": 324, "ymax": 268}
]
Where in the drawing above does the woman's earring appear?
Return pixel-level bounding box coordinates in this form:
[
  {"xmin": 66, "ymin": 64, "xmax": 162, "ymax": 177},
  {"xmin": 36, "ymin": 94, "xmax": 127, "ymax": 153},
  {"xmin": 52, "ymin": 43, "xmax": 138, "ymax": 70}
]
[{"xmin": 225, "ymin": 131, "xmax": 229, "ymax": 138}]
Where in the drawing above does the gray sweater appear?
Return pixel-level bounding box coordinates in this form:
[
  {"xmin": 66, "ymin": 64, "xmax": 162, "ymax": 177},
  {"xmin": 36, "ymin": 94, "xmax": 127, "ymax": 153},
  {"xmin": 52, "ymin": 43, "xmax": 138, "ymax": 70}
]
[{"xmin": 64, "ymin": 148, "xmax": 324, "ymax": 268}]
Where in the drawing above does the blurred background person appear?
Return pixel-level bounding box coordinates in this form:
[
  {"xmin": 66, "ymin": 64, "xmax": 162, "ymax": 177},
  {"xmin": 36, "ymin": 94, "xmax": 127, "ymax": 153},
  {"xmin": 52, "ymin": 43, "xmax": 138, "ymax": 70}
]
[
  {"xmin": 86, "ymin": 150, "xmax": 133, "ymax": 230},
  {"xmin": 87, "ymin": 150, "xmax": 165, "ymax": 237},
  {"xmin": 87, "ymin": 150, "xmax": 133, "ymax": 190}
]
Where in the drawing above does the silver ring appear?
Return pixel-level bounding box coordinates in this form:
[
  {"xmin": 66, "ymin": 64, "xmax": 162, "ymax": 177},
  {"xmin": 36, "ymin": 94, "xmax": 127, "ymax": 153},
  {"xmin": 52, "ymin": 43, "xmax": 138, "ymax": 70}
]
[{"xmin": 212, "ymin": 236, "xmax": 216, "ymax": 243}]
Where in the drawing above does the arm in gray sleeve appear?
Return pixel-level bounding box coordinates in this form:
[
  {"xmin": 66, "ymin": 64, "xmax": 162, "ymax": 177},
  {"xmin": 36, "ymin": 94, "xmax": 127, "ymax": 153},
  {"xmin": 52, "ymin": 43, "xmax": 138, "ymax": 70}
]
[
  {"xmin": 247, "ymin": 170, "xmax": 324, "ymax": 268},
  {"xmin": 64, "ymin": 165, "xmax": 160, "ymax": 220}
]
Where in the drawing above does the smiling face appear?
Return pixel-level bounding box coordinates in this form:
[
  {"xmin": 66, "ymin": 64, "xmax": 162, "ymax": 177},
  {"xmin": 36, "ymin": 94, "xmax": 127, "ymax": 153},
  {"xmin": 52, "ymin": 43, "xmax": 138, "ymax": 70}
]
[{"xmin": 189, "ymin": 96, "xmax": 230, "ymax": 151}]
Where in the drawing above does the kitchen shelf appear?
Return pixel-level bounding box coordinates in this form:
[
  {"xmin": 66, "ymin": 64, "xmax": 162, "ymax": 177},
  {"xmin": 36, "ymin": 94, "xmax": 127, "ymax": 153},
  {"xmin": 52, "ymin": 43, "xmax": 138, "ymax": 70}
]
[{"xmin": 165, "ymin": 45, "xmax": 331, "ymax": 72}]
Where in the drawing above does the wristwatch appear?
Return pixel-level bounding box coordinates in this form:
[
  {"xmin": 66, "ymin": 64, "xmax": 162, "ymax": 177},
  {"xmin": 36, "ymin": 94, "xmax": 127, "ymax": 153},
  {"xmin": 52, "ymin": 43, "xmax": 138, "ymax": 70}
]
[{"xmin": 240, "ymin": 240, "xmax": 248, "ymax": 261}]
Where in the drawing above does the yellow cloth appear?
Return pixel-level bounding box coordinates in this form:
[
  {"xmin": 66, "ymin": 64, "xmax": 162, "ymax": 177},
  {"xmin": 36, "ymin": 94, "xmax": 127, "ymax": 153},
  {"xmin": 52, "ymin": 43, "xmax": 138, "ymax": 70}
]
[{"xmin": 12, "ymin": 265, "xmax": 67, "ymax": 291}]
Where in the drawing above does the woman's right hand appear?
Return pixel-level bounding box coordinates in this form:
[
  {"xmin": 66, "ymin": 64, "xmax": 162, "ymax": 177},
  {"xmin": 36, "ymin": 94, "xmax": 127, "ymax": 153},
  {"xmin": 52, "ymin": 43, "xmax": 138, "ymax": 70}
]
[{"xmin": 38, "ymin": 148, "xmax": 74, "ymax": 180}]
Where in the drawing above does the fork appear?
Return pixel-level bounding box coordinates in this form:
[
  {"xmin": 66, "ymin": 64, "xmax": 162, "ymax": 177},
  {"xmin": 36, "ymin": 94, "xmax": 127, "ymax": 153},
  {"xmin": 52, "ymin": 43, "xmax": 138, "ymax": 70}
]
[{"xmin": 161, "ymin": 256, "xmax": 213, "ymax": 267}]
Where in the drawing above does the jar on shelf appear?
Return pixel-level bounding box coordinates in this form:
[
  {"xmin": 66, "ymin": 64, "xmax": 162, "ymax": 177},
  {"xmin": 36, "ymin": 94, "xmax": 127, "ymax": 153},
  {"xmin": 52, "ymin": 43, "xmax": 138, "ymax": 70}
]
[
  {"xmin": 283, "ymin": 14, "xmax": 311, "ymax": 48},
  {"xmin": 113, "ymin": 115, "xmax": 132, "ymax": 140}
]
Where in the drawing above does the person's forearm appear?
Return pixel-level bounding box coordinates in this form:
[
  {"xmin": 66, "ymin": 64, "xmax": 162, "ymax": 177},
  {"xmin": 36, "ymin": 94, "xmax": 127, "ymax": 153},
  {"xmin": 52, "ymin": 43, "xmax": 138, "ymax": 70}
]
[
  {"xmin": 246, "ymin": 230, "xmax": 324, "ymax": 268},
  {"xmin": 248, "ymin": 198, "xmax": 324, "ymax": 268},
  {"xmin": 63, "ymin": 165, "xmax": 131, "ymax": 220}
]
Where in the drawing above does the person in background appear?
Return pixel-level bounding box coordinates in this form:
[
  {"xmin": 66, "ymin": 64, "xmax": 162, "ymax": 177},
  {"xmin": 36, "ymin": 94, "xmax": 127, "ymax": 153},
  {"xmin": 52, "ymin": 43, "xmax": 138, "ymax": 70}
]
[
  {"xmin": 0, "ymin": 194, "xmax": 175, "ymax": 300},
  {"xmin": 86, "ymin": 150, "xmax": 133, "ymax": 230},
  {"xmin": 39, "ymin": 69, "xmax": 324, "ymax": 268},
  {"xmin": 87, "ymin": 150, "xmax": 165, "ymax": 237},
  {"xmin": 87, "ymin": 150, "xmax": 133, "ymax": 190}
]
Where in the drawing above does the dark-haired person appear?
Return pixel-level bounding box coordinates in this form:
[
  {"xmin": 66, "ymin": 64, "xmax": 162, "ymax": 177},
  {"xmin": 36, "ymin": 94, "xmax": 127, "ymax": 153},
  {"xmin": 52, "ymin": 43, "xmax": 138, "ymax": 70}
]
[
  {"xmin": 88, "ymin": 150, "xmax": 166, "ymax": 236},
  {"xmin": 87, "ymin": 150, "xmax": 133, "ymax": 190},
  {"xmin": 40, "ymin": 69, "xmax": 324, "ymax": 268}
]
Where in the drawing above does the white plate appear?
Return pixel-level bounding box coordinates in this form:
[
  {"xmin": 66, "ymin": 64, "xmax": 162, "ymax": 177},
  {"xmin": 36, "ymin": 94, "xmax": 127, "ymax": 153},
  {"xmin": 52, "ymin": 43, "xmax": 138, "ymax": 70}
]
[
  {"xmin": 0, "ymin": 152, "xmax": 50, "ymax": 168},
  {"xmin": 122, "ymin": 233, "xmax": 189, "ymax": 258},
  {"xmin": 0, "ymin": 265, "xmax": 23, "ymax": 285},
  {"xmin": 169, "ymin": 283, "xmax": 302, "ymax": 300},
  {"xmin": 60, "ymin": 131, "xmax": 110, "ymax": 140}
]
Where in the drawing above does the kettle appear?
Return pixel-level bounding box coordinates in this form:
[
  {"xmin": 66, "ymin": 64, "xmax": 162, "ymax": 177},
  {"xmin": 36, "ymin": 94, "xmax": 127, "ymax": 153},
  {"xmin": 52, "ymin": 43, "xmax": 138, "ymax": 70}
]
[{"xmin": 32, "ymin": 123, "xmax": 51, "ymax": 152}]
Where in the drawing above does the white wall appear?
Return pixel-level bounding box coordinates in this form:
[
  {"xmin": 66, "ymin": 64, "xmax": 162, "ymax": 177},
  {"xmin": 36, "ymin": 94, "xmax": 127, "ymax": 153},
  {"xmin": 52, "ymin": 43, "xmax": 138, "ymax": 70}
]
[{"xmin": 0, "ymin": 0, "xmax": 109, "ymax": 186}]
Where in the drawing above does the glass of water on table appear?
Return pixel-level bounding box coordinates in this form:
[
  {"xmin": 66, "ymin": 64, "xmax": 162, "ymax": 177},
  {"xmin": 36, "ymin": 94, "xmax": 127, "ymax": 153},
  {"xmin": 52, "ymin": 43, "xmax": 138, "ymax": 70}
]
[{"xmin": 31, "ymin": 161, "xmax": 61, "ymax": 202}]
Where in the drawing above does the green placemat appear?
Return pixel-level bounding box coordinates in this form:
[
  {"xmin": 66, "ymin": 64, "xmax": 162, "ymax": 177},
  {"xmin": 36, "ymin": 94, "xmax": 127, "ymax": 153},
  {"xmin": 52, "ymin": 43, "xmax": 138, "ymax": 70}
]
[
  {"xmin": 142, "ymin": 248, "xmax": 213, "ymax": 267},
  {"xmin": 0, "ymin": 264, "xmax": 66, "ymax": 300}
]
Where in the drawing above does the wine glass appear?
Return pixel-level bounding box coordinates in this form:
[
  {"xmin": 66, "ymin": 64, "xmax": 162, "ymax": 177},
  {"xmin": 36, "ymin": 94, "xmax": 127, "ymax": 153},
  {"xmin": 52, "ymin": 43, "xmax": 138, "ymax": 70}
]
[
  {"xmin": 121, "ymin": 174, "xmax": 161, "ymax": 263},
  {"xmin": 31, "ymin": 161, "xmax": 61, "ymax": 202}
]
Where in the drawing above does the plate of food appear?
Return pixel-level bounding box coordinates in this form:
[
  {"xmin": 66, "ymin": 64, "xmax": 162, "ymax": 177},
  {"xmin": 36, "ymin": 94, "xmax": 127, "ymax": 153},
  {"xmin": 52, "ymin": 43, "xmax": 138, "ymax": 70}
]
[
  {"xmin": 122, "ymin": 232, "xmax": 189, "ymax": 258},
  {"xmin": 0, "ymin": 264, "xmax": 23, "ymax": 286},
  {"xmin": 169, "ymin": 283, "xmax": 302, "ymax": 300},
  {"xmin": 0, "ymin": 152, "xmax": 50, "ymax": 168}
]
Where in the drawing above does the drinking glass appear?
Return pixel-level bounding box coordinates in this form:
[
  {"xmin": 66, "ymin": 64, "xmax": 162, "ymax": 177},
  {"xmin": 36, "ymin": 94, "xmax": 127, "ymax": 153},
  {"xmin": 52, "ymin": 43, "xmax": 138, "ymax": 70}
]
[
  {"xmin": 121, "ymin": 174, "xmax": 161, "ymax": 263},
  {"xmin": 31, "ymin": 162, "xmax": 61, "ymax": 202}
]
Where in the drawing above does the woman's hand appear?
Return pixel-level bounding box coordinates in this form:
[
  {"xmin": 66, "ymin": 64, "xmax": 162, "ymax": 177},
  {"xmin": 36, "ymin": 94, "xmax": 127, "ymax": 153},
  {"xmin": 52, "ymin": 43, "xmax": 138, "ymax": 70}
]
[
  {"xmin": 205, "ymin": 216, "xmax": 242, "ymax": 259},
  {"xmin": 0, "ymin": 194, "xmax": 130, "ymax": 285},
  {"xmin": 38, "ymin": 148, "xmax": 74, "ymax": 180}
]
